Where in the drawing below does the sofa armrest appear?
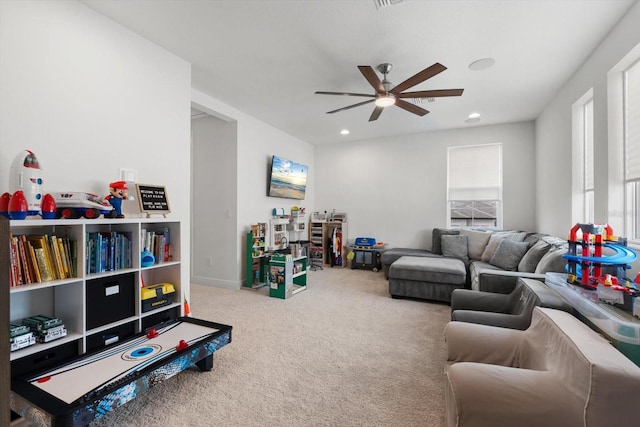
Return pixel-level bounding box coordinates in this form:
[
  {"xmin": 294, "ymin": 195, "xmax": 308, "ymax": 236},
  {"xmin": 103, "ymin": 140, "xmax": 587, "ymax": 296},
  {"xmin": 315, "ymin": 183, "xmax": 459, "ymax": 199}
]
[
  {"xmin": 451, "ymin": 310, "xmax": 532, "ymax": 330},
  {"xmin": 444, "ymin": 321, "xmax": 522, "ymax": 366},
  {"xmin": 445, "ymin": 363, "xmax": 582, "ymax": 427},
  {"xmin": 477, "ymin": 271, "xmax": 545, "ymax": 294},
  {"xmin": 450, "ymin": 289, "xmax": 509, "ymax": 313}
]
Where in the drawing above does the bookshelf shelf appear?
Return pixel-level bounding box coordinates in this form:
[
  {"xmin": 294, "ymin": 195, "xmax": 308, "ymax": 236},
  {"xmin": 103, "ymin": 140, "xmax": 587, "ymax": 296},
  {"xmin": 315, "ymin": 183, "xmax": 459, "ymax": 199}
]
[{"xmin": 8, "ymin": 218, "xmax": 184, "ymax": 370}]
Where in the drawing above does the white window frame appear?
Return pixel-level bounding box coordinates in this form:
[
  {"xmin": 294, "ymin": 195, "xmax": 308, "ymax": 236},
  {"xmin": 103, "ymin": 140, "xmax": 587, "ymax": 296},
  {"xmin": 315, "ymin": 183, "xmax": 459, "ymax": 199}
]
[
  {"xmin": 624, "ymin": 58, "xmax": 640, "ymax": 240},
  {"xmin": 446, "ymin": 143, "xmax": 503, "ymax": 229},
  {"xmin": 608, "ymin": 42, "xmax": 640, "ymax": 242}
]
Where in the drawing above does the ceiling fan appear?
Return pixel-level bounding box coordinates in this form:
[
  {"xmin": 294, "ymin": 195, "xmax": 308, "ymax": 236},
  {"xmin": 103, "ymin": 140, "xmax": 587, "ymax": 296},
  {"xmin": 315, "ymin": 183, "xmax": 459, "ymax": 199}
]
[{"xmin": 315, "ymin": 63, "xmax": 464, "ymax": 122}]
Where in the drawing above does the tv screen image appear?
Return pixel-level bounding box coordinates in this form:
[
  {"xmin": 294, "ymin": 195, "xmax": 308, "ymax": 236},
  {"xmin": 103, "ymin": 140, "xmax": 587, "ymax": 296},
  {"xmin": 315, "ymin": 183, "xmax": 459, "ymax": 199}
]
[{"xmin": 268, "ymin": 155, "xmax": 308, "ymax": 200}]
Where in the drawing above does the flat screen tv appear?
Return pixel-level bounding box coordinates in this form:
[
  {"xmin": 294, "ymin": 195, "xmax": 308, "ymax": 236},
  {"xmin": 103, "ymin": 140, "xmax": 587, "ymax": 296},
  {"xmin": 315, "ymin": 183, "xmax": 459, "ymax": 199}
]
[{"xmin": 268, "ymin": 155, "xmax": 308, "ymax": 200}]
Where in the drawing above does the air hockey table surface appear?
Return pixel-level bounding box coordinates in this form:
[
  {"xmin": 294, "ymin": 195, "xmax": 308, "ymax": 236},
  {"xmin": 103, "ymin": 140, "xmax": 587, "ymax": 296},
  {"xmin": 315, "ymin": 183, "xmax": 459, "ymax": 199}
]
[{"xmin": 10, "ymin": 317, "xmax": 232, "ymax": 427}]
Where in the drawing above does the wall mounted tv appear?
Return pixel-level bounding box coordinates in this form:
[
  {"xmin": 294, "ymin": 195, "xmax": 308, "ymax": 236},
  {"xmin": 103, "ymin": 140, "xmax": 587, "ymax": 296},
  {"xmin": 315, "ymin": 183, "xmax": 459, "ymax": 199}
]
[{"xmin": 268, "ymin": 155, "xmax": 308, "ymax": 200}]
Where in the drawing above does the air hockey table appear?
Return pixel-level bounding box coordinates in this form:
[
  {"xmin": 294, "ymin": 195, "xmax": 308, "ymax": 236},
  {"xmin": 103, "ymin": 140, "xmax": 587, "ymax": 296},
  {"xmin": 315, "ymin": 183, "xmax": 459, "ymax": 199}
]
[{"xmin": 10, "ymin": 317, "xmax": 232, "ymax": 427}]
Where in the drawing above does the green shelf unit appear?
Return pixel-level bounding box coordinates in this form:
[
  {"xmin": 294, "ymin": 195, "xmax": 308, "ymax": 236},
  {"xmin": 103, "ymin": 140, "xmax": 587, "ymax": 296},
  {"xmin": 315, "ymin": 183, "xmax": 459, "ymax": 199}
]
[
  {"xmin": 268, "ymin": 254, "xmax": 307, "ymax": 299},
  {"xmin": 245, "ymin": 223, "xmax": 268, "ymax": 289}
]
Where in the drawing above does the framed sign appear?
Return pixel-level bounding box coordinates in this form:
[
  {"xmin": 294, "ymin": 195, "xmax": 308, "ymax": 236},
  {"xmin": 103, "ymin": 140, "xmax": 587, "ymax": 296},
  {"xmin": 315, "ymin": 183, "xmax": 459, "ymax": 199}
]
[{"xmin": 135, "ymin": 184, "xmax": 171, "ymax": 217}]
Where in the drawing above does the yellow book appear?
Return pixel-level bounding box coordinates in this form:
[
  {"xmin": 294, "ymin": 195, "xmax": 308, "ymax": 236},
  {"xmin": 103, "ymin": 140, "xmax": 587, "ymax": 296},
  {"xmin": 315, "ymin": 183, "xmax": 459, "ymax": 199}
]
[
  {"xmin": 57, "ymin": 238, "xmax": 70, "ymax": 278},
  {"xmin": 48, "ymin": 235, "xmax": 65, "ymax": 280},
  {"xmin": 27, "ymin": 235, "xmax": 57, "ymax": 281},
  {"xmin": 26, "ymin": 239, "xmax": 42, "ymax": 283}
]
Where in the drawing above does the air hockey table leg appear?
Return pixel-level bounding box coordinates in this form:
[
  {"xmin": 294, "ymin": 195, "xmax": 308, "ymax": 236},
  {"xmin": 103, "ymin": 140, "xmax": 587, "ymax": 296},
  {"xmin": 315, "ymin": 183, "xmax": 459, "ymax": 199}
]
[{"xmin": 195, "ymin": 353, "xmax": 213, "ymax": 371}]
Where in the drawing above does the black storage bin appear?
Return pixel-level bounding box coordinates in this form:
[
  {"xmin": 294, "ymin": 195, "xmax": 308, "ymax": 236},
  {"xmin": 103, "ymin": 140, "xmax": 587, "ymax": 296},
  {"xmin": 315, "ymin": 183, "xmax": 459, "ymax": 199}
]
[
  {"xmin": 86, "ymin": 321, "xmax": 136, "ymax": 352},
  {"xmin": 11, "ymin": 339, "xmax": 79, "ymax": 379},
  {"xmin": 142, "ymin": 306, "xmax": 179, "ymax": 331},
  {"xmin": 86, "ymin": 272, "xmax": 135, "ymax": 330}
]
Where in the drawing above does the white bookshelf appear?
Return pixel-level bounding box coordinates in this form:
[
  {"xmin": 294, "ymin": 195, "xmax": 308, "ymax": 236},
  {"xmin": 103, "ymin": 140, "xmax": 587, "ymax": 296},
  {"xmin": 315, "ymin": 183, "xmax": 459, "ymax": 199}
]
[{"xmin": 8, "ymin": 217, "xmax": 184, "ymax": 361}]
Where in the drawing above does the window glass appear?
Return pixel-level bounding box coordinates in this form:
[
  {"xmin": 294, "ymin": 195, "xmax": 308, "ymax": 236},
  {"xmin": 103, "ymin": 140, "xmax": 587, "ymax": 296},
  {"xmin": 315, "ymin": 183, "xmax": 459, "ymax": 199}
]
[
  {"xmin": 624, "ymin": 59, "xmax": 640, "ymax": 238},
  {"xmin": 447, "ymin": 144, "xmax": 502, "ymax": 228}
]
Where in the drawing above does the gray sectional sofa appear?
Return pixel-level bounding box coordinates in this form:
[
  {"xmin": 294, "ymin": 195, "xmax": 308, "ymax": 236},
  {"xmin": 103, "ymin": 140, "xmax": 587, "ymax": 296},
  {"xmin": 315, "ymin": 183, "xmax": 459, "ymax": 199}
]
[{"xmin": 382, "ymin": 228, "xmax": 569, "ymax": 300}]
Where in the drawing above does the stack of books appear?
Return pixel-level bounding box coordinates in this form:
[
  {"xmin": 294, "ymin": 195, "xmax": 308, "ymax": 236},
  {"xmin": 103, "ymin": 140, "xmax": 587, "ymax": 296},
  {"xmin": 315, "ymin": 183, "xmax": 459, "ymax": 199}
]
[{"xmin": 8, "ymin": 233, "xmax": 77, "ymax": 286}]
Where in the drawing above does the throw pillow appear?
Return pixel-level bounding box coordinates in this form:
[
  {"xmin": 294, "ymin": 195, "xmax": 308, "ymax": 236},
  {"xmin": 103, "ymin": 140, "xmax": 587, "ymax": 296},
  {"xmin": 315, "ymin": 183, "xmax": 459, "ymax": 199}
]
[
  {"xmin": 480, "ymin": 231, "xmax": 526, "ymax": 262},
  {"xmin": 489, "ymin": 239, "xmax": 530, "ymax": 271},
  {"xmin": 534, "ymin": 246, "xmax": 569, "ymax": 274},
  {"xmin": 517, "ymin": 240, "xmax": 551, "ymax": 272},
  {"xmin": 431, "ymin": 228, "xmax": 460, "ymax": 255},
  {"xmin": 459, "ymin": 229, "xmax": 492, "ymax": 260},
  {"xmin": 441, "ymin": 235, "xmax": 469, "ymax": 261}
]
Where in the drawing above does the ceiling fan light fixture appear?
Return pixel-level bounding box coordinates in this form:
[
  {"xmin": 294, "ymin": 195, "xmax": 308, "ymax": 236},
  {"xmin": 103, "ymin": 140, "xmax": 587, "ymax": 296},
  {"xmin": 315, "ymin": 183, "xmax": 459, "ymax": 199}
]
[{"xmin": 375, "ymin": 94, "xmax": 396, "ymax": 107}]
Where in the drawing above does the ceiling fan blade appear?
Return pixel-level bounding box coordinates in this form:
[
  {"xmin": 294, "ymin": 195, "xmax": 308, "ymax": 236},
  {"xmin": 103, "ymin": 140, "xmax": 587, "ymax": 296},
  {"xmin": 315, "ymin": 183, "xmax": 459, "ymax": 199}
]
[
  {"xmin": 358, "ymin": 65, "xmax": 385, "ymax": 94},
  {"xmin": 390, "ymin": 63, "xmax": 447, "ymax": 94},
  {"xmin": 315, "ymin": 91, "xmax": 376, "ymax": 98},
  {"xmin": 397, "ymin": 89, "xmax": 464, "ymax": 98},
  {"xmin": 369, "ymin": 106, "xmax": 384, "ymax": 122},
  {"xmin": 326, "ymin": 99, "xmax": 375, "ymax": 114},
  {"xmin": 395, "ymin": 99, "xmax": 429, "ymax": 116}
]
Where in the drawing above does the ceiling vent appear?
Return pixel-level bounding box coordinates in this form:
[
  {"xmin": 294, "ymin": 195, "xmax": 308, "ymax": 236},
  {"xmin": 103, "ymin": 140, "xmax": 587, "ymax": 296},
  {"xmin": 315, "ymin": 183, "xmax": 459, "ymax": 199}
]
[{"xmin": 374, "ymin": 0, "xmax": 403, "ymax": 10}]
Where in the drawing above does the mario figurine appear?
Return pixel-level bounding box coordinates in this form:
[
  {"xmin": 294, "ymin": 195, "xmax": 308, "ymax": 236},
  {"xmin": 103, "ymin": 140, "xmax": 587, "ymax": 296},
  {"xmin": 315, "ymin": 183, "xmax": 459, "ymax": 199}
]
[{"xmin": 106, "ymin": 180, "xmax": 128, "ymax": 218}]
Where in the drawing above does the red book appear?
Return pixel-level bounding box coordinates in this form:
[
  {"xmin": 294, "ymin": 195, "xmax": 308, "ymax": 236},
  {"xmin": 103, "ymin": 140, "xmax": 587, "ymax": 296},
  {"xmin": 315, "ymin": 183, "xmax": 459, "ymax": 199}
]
[{"xmin": 163, "ymin": 244, "xmax": 170, "ymax": 262}]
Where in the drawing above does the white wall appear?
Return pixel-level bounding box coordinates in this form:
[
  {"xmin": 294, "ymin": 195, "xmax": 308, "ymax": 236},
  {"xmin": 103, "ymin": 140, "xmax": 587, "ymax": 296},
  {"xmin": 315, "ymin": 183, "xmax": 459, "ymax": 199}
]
[
  {"xmin": 191, "ymin": 115, "xmax": 238, "ymax": 288},
  {"xmin": 191, "ymin": 90, "xmax": 314, "ymax": 289},
  {"xmin": 536, "ymin": 1, "xmax": 640, "ymax": 238},
  {"xmin": 315, "ymin": 121, "xmax": 535, "ymax": 249},
  {"xmin": 0, "ymin": 1, "xmax": 191, "ymax": 291}
]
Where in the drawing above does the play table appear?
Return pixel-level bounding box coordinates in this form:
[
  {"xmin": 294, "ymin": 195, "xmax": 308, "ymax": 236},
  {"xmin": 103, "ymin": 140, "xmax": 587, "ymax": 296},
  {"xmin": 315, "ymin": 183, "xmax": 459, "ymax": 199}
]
[{"xmin": 10, "ymin": 317, "xmax": 232, "ymax": 426}]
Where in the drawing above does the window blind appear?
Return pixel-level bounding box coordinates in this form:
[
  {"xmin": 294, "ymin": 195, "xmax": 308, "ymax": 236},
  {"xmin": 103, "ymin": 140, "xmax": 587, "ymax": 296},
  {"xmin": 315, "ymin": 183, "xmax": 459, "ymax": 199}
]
[
  {"xmin": 584, "ymin": 99, "xmax": 594, "ymax": 190},
  {"xmin": 625, "ymin": 59, "xmax": 640, "ymax": 181},
  {"xmin": 448, "ymin": 144, "xmax": 502, "ymax": 201}
]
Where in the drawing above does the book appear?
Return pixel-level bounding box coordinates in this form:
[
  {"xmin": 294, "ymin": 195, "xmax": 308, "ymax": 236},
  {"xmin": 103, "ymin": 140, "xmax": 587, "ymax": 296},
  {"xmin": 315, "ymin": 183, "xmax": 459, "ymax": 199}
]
[
  {"xmin": 49, "ymin": 235, "xmax": 65, "ymax": 279},
  {"xmin": 27, "ymin": 236, "xmax": 56, "ymax": 281},
  {"xmin": 26, "ymin": 239, "xmax": 42, "ymax": 283},
  {"xmin": 17, "ymin": 235, "xmax": 32, "ymax": 284},
  {"xmin": 33, "ymin": 247, "xmax": 54, "ymax": 282},
  {"xmin": 8, "ymin": 233, "xmax": 19, "ymax": 286},
  {"xmin": 57, "ymin": 237, "xmax": 71, "ymax": 278}
]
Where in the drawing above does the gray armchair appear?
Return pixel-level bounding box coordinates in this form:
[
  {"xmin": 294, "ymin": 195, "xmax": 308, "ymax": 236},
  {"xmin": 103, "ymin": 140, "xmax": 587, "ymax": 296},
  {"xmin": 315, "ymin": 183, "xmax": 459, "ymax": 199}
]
[{"xmin": 450, "ymin": 278, "xmax": 572, "ymax": 330}]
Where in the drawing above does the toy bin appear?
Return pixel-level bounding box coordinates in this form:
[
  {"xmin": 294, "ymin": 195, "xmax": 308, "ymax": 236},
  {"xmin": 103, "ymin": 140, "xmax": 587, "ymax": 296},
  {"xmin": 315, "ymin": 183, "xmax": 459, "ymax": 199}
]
[{"xmin": 141, "ymin": 283, "xmax": 176, "ymax": 313}]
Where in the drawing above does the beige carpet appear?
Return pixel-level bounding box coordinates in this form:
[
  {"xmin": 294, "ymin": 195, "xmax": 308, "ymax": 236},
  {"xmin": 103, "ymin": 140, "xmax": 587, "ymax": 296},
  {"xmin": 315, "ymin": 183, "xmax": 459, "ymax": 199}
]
[{"xmin": 92, "ymin": 267, "xmax": 451, "ymax": 427}]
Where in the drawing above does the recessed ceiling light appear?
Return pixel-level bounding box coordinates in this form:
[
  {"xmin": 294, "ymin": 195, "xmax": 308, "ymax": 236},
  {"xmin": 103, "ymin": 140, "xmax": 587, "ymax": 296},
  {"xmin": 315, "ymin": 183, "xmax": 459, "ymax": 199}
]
[
  {"xmin": 469, "ymin": 58, "xmax": 495, "ymax": 71},
  {"xmin": 340, "ymin": 129, "xmax": 350, "ymax": 135},
  {"xmin": 468, "ymin": 112, "xmax": 481, "ymax": 119}
]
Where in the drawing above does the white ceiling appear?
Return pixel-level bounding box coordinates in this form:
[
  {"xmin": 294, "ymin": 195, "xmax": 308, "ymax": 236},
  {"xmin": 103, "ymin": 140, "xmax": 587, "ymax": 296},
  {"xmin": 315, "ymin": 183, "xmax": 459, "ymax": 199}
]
[{"xmin": 83, "ymin": 0, "xmax": 636, "ymax": 145}]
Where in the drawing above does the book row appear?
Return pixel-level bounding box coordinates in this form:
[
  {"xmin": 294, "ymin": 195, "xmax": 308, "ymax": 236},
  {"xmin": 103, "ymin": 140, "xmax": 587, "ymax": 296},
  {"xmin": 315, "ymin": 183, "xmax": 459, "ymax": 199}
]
[
  {"xmin": 8, "ymin": 233, "xmax": 77, "ymax": 287},
  {"xmin": 86, "ymin": 231, "xmax": 133, "ymax": 274},
  {"xmin": 141, "ymin": 228, "xmax": 171, "ymax": 264}
]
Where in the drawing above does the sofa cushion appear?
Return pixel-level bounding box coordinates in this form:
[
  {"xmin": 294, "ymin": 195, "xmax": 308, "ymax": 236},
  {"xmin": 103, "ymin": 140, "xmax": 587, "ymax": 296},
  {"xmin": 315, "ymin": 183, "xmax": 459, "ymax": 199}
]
[
  {"xmin": 441, "ymin": 235, "xmax": 469, "ymax": 261},
  {"xmin": 389, "ymin": 256, "xmax": 466, "ymax": 284},
  {"xmin": 480, "ymin": 231, "xmax": 526, "ymax": 262},
  {"xmin": 534, "ymin": 246, "xmax": 568, "ymax": 274},
  {"xmin": 489, "ymin": 240, "xmax": 530, "ymax": 271},
  {"xmin": 459, "ymin": 229, "xmax": 492, "ymax": 260},
  {"xmin": 432, "ymin": 228, "xmax": 460, "ymax": 255},
  {"xmin": 518, "ymin": 239, "xmax": 551, "ymax": 273}
]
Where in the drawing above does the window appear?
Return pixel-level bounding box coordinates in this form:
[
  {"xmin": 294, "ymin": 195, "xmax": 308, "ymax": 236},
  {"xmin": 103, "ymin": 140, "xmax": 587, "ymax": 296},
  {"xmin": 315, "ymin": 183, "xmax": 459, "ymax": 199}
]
[
  {"xmin": 447, "ymin": 144, "xmax": 502, "ymax": 228},
  {"xmin": 584, "ymin": 98, "xmax": 595, "ymax": 223},
  {"xmin": 624, "ymin": 59, "xmax": 640, "ymax": 239},
  {"xmin": 572, "ymin": 90, "xmax": 594, "ymax": 224}
]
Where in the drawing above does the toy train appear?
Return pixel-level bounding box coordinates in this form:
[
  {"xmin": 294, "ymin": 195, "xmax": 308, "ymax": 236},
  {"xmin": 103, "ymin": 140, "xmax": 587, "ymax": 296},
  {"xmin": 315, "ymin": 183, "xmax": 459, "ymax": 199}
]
[{"xmin": 51, "ymin": 191, "xmax": 114, "ymax": 219}]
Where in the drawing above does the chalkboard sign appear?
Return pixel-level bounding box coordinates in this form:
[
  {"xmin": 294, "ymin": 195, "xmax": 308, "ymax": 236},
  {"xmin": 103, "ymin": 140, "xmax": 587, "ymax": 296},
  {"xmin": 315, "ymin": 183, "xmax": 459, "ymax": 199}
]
[{"xmin": 135, "ymin": 184, "xmax": 171, "ymax": 217}]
